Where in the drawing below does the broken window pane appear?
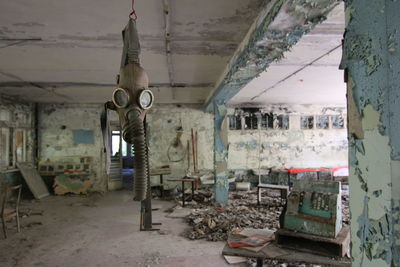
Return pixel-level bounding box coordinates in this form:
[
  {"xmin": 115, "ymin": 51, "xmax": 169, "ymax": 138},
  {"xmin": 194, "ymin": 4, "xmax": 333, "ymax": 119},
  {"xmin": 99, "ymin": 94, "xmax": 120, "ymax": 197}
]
[
  {"xmin": 260, "ymin": 114, "xmax": 268, "ymax": 130},
  {"xmin": 301, "ymin": 116, "xmax": 314, "ymax": 129},
  {"xmin": 267, "ymin": 114, "xmax": 274, "ymax": 129},
  {"xmin": 228, "ymin": 115, "xmax": 242, "ymax": 130},
  {"xmin": 15, "ymin": 129, "xmax": 25, "ymax": 162},
  {"xmin": 316, "ymin": 115, "xmax": 329, "ymax": 129},
  {"xmin": 0, "ymin": 109, "xmax": 11, "ymax": 121},
  {"xmin": 276, "ymin": 115, "xmax": 289, "ymax": 130},
  {"xmin": 244, "ymin": 114, "xmax": 258, "ymax": 130},
  {"xmin": 332, "ymin": 115, "xmax": 345, "ymax": 129}
]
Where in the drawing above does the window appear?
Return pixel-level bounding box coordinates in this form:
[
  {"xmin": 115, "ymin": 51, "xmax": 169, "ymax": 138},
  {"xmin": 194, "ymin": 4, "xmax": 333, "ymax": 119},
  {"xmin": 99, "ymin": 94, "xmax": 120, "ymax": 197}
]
[
  {"xmin": 332, "ymin": 115, "xmax": 345, "ymax": 129},
  {"xmin": 0, "ymin": 108, "xmax": 32, "ymax": 168},
  {"xmin": 228, "ymin": 115, "xmax": 242, "ymax": 130},
  {"xmin": 261, "ymin": 113, "xmax": 274, "ymax": 130},
  {"xmin": 276, "ymin": 115, "xmax": 289, "ymax": 130},
  {"xmin": 244, "ymin": 114, "xmax": 258, "ymax": 130},
  {"xmin": 301, "ymin": 116, "xmax": 314, "ymax": 129},
  {"xmin": 0, "ymin": 128, "xmax": 10, "ymax": 166},
  {"xmin": 230, "ymin": 108, "xmax": 290, "ymax": 131},
  {"xmin": 316, "ymin": 115, "xmax": 329, "ymax": 129},
  {"xmin": 111, "ymin": 130, "xmax": 129, "ymax": 157}
]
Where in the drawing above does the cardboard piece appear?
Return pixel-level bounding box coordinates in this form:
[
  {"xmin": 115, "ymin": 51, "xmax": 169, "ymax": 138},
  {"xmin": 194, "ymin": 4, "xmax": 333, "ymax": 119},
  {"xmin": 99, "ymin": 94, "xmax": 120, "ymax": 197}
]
[{"xmin": 223, "ymin": 255, "xmax": 247, "ymax": 264}]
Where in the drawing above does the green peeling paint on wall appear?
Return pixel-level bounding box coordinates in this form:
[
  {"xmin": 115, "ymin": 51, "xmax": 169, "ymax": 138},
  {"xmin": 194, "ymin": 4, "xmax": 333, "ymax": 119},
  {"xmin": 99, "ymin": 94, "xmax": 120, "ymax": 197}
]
[{"xmin": 342, "ymin": 0, "xmax": 400, "ymax": 265}]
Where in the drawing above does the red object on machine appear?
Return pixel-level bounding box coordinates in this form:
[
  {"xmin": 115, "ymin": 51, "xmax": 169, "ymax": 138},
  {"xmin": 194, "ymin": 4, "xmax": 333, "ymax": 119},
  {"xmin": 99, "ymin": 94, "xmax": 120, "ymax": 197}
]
[
  {"xmin": 285, "ymin": 167, "xmax": 348, "ymax": 176},
  {"xmin": 285, "ymin": 168, "xmax": 330, "ymax": 174}
]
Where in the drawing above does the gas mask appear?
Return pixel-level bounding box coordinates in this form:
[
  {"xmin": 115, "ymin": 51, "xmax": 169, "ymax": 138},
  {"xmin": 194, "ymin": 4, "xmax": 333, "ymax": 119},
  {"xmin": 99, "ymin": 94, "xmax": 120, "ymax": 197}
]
[{"xmin": 107, "ymin": 19, "xmax": 154, "ymax": 201}]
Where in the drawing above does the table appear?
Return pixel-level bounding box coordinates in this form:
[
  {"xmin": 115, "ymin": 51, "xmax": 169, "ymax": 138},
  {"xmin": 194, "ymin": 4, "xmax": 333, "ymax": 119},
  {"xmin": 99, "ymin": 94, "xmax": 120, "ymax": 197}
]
[
  {"xmin": 222, "ymin": 242, "xmax": 351, "ymax": 267},
  {"xmin": 167, "ymin": 177, "xmax": 197, "ymax": 207},
  {"xmin": 150, "ymin": 167, "xmax": 171, "ymax": 198}
]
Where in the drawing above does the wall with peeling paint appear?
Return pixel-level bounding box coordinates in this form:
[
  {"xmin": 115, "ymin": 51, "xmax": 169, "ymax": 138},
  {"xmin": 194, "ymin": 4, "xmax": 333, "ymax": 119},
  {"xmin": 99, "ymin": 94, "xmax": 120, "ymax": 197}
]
[
  {"xmin": 227, "ymin": 104, "xmax": 348, "ymax": 171},
  {"xmin": 38, "ymin": 104, "xmax": 107, "ymax": 191},
  {"xmin": 341, "ymin": 0, "xmax": 400, "ymax": 266},
  {"xmin": 146, "ymin": 104, "xmax": 214, "ymax": 188}
]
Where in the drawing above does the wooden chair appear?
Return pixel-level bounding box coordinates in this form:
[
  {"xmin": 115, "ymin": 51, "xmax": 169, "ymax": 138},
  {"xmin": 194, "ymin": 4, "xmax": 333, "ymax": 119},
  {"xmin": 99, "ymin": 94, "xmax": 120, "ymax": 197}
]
[{"xmin": 1, "ymin": 184, "xmax": 22, "ymax": 238}]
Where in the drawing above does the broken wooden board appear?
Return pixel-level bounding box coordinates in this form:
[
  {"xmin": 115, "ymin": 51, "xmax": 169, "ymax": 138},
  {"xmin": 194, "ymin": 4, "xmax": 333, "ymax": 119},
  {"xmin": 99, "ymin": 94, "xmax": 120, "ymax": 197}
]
[
  {"xmin": 53, "ymin": 175, "xmax": 93, "ymax": 195},
  {"xmin": 17, "ymin": 162, "xmax": 49, "ymax": 199},
  {"xmin": 222, "ymin": 243, "xmax": 351, "ymax": 267}
]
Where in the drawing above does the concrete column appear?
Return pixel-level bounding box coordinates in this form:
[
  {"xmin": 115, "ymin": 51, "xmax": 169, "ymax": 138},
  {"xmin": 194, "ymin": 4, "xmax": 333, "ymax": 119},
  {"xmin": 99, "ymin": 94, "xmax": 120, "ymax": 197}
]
[
  {"xmin": 214, "ymin": 101, "xmax": 229, "ymax": 204},
  {"xmin": 341, "ymin": 1, "xmax": 400, "ymax": 266}
]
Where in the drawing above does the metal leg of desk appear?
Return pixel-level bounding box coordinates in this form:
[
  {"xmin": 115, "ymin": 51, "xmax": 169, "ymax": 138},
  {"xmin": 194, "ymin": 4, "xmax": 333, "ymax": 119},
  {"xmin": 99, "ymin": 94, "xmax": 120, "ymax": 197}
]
[
  {"xmin": 191, "ymin": 181, "xmax": 195, "ymax": 198},
  {"xmin": 182, "ymin": 181, "xmax": 185, "ymax": 207},
  {"xmin": 257, "ymin": 186, "xmax": 261, "ymax": 205}
]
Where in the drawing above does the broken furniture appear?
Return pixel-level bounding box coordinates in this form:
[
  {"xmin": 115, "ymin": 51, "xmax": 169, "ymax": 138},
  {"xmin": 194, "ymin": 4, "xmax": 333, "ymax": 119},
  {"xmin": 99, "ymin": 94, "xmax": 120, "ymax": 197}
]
[
  {"xmin": 222, "ymin": 242, "xmax": 350, "ymax": 267},
  {"xmin": 276, "ymin": 180, "xmax": 349, "ymax": 257},
  {"xmin": 257, "ymin": 184, "xmax": 290, "ymax": 205},
  {"xmin": 1, "ymin": 184, "xmax": 22, "ymax": 238},
  {"xmin": 150, "ymin": 167, "xmax": 171, "ymax": 198},
  {"xmin": 167, "ymin": 177, "xmax": 197, "ymax": 207}
]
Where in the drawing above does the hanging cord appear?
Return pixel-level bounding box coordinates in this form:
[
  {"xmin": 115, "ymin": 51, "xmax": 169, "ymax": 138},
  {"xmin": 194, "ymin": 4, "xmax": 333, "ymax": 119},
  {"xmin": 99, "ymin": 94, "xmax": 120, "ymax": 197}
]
[{"xmin": 129, "ymin": 0, "xmax": 138, "ymax": 20}]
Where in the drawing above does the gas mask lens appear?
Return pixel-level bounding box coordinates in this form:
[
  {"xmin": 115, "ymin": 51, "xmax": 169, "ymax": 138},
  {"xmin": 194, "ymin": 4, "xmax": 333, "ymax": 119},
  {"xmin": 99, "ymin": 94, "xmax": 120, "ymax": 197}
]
[
  {"xmin": 112, "ymin": 88, "xmax": 130, "ymax": 108},
  {"xmin": 138, "ymin": 89, "xmax": 154, "ymax": 109}
]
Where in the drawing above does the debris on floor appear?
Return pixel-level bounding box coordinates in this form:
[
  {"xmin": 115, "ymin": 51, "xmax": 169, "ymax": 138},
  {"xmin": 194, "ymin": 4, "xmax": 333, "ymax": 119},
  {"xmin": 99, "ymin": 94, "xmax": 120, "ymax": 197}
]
[
  {"xmin": 183, "ymin": 190, "xmax": 284, "ymax": 241},
  {"xmin": 179, "ymin": 188, "xmax": 350, "ymax": 242}
]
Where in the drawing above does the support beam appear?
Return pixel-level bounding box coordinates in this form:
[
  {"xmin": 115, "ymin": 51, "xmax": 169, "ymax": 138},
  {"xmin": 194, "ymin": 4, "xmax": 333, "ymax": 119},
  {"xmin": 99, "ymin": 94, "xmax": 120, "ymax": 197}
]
[
  {"xmin": 341, "ymin": 0, "xmax": 400, "ymax": 266},
  {"xmin": 204, "ymin": 0, "xmax": 339, "ymax": 112},
  {"xmin": 214, "ymin": 101, "xmax": 229, "ymax": 204}
]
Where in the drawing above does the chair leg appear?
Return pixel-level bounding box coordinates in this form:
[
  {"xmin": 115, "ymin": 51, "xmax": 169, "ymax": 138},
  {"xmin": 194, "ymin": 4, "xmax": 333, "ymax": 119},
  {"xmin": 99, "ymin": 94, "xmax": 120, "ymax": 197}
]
[
  {"xmin": 1, "ymin": 216, "xmax": 6, "ymax": 239},
  {"xmin": 16, "ymin": 212, "xmax": 20, "ymax": 233}
]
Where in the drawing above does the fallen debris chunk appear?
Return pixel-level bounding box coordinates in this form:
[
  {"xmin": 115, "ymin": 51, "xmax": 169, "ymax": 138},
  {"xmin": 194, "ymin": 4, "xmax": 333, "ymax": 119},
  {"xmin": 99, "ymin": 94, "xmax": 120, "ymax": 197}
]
[{"xmin": 184, "ymin": 190, "xmax": 285, "ymax": 241}]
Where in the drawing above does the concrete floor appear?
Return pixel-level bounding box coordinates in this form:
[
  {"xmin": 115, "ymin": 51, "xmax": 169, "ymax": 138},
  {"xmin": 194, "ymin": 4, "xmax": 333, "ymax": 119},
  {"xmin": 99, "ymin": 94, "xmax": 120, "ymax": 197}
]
[{"xmin": 0, "ymin": 191, "xmax": 244, "ymax": 267}]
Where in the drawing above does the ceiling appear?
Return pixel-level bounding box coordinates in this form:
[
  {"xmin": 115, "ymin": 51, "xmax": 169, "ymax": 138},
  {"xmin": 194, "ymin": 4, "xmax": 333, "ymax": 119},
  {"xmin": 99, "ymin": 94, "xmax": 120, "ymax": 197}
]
[
  {"xmin": 229, "ymin": 3, "xmax": 346, "ymax": 106},
  {"xmin": 0, "ymin": 0, "xmax": 263, "ymax": 104}
]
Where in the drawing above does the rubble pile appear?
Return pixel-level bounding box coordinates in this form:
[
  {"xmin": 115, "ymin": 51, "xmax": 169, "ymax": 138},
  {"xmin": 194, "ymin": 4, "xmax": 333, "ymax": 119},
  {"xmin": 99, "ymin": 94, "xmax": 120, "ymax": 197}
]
[{"xmin": 185, "ymin": 191, "xmax": 285, "ymax": 241}]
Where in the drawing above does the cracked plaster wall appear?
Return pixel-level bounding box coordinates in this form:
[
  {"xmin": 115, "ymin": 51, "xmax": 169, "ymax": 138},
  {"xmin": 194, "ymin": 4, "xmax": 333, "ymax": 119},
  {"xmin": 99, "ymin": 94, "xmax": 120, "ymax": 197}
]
[
  {"xmin": 38, "ymin": 104, "xmax": 107, "ymax": 191},
  {"xmin": 341, "ymin": 0, "xmax": 400, "ymax": 266},
  {"xmin": 227, "ymin": 104, "xmax": 348, "ymax": 171},
  {"xmin": 146, "ymin": 104, "xmax": 214, "ymax": 189}
]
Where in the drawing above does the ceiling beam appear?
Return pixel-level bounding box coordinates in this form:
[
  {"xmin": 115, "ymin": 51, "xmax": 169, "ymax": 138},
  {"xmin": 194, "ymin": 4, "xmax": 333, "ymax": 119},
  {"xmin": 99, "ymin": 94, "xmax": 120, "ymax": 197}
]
[{"xmin": 203, "ymin": 0, "xmax": 340, "ymax": 112}]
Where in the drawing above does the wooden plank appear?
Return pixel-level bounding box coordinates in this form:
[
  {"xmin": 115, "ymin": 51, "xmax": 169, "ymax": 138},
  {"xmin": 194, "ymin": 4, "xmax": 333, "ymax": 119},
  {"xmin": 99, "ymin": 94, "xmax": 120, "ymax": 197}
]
[
  {"xmin": 150, "ymin": 167, "xmax": 171, "ymax": 175},
  {"xmin": 17, "ymin": 162, "xmax": 49, "ymax": 199},
  {"xmin": 222, "ymin": 243, "xmax": 351, "ymax": 267},
  {"xmin": 258, "ymin": 184, "xmax": 289, "ymax": 190}
]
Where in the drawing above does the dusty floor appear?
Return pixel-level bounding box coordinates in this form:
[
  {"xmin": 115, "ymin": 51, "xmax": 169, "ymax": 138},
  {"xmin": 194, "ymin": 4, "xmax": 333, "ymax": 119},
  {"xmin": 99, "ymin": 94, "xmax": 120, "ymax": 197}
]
[{"xmin": 0, "ymin": 191, "xmax": 245, "ymax": 267}]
